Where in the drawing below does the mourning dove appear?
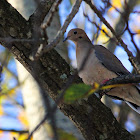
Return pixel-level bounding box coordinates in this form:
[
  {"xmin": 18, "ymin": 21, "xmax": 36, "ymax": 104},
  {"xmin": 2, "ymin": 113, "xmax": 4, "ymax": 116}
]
[{"xmin": 64, "ymin": 28, "xmax": 140, "ymax": 114}]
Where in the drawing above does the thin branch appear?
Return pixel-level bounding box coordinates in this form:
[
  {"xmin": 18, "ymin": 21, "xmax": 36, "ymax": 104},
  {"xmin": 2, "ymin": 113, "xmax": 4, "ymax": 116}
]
[
  {"xmin": 29, "ymin": 0, "xmax": 55, "ymax": 59},
  {"xmin": 83, "ymin": 12, "xmax": 118, "ymax": 44},
  {"xmin": 34, "ymin": 0, "xmax": 63, "ymax": 61},
  {"xmin": 102, "ymin": 0, "xmax": 122, "ymax": 14},
  {"xmin": 104, "ymin": 74, "xmax": 140, "ymax": 85},
  {"xmin": 4, "ymin": 66, "xmax": 19, "ymax": 84},
  {"xmin": 132, "ymin": 11, "xmax": 140, "ymax": 14},
  {"xmin": 41, "ymin": 0, "xmax": 62, "ymax": 30},
  {"xmin": 26, "ymin": 112, "xmax": 48, "ymax": 140},
  {"xmin": 84, "ymin": 0, "xmax": 140, "ymax": 74},
  {"xmin": 34, "ymin": 0, "xmax": 82, "ymax": 59},
  {"xmin": 0, "ymin": 128, "xmax": 28, "ymax": 134},
  {"xmin": 127, "ymin": 24, "xmax": 140, "ymax": 56},
  {"xmin": 40, "ymin": 0, "xmax": 62, "ymax": 54}
]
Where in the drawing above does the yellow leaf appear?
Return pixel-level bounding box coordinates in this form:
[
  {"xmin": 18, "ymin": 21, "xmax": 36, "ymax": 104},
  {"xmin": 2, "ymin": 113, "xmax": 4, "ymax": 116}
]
[
  {"xmin": 96, "ymin": 25, "xmax": 110, "ymax": 43},
  {"xmin": 109, "ymin": 0, "xmax": 122, "ymax": 12},
  {"xmin": 112, "ymin": 0, "xmax": 122, "ymax": 7},
  {"xmin": 18, "ymin": 133, "xmax": 33, "ymax": 140}
]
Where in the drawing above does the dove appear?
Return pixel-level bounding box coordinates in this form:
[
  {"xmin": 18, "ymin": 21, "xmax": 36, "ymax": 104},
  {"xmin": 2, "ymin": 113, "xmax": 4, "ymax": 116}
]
[{"xmin": 64, "ymin": 28, "xmax": 140, "ymax": 114}]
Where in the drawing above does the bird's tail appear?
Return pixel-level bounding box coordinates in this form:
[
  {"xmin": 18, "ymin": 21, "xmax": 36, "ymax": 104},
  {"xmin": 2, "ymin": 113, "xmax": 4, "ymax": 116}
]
[
  {"xmin": 106, "ymin": 86, "xmax": 140, "ymax": 114},
  {"xmin": 126, "ymin": 101, "xmax": 140, "ymax": 114},
  {"xmin": 126, "ymin": 86, "xmax": 140, "ymax": 114}
]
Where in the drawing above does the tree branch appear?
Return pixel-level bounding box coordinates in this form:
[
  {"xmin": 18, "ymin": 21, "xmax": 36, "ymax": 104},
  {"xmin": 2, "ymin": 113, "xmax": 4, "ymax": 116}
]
[
  {"xmin": 0, "ymin": 128, "xmax": 28, "ymax": 134},
  {"xmin": 34, "ymin": 0, "xmax": 82, "ymax": 58},
  {"xmin": 104, "ymin": 74, "xmax": 140, "ymax": 85}
]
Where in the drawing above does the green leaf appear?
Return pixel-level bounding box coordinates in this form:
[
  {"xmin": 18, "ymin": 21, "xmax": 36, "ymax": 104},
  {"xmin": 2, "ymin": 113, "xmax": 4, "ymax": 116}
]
[{"xmin": 64, "ymin": 83, "xmax": 91, "ymax": 103}]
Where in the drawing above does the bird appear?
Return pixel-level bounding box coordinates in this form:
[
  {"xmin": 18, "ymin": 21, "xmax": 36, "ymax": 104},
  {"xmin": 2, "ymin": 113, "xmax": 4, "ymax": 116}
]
[{"xmin": 64, "ymin": 28, "xmax": 140, "ymax": 114}]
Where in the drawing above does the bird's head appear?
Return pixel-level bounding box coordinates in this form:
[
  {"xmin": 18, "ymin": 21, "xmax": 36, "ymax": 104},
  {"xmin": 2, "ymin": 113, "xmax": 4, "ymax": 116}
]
[{"xmin": 63, "ymin": 28, "xmax": 91, "ymax": 43}]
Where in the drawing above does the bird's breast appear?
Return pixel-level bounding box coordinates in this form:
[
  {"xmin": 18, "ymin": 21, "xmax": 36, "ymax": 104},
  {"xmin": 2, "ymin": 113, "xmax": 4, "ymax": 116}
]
[{"xmin": 76, "ymin": 48, "xmax": 117, "ymax": 85}]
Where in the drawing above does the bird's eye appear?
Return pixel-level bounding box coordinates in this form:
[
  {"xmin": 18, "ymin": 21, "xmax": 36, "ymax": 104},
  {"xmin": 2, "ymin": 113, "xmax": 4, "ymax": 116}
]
[
  {"xmin": 74, "ymin": 31, "xmax": 77, "ymax": 34},
  {"xmin": 79, "ymin": 36, "xmax": 82, "ymax": 39}
]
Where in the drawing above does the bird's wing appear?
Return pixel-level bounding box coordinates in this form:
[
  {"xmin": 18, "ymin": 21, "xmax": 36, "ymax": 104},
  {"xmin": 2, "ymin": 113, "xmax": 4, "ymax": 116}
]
[{"xmin": 94, "ymin": 45, "xmax": 129, "ymax": 76}]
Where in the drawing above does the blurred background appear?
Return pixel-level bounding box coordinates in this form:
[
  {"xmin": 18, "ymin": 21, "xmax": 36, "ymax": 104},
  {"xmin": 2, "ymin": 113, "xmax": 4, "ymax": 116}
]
[{"xmin": 0, "ymin": 0, "xmax": 140, "ymax": 139}]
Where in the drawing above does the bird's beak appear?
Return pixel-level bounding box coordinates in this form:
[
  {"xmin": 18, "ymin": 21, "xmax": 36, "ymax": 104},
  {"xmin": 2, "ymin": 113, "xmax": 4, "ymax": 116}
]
[{"xmin": 63, "ymin": 36, "xmax": 69, "ymax": 42}]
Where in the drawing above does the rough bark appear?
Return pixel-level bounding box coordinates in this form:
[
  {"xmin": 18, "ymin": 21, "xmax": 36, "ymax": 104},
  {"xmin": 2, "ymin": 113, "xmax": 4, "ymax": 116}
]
[{"xmin": 0, "ymin": 0, "xmax": 135, "ymax": 140}]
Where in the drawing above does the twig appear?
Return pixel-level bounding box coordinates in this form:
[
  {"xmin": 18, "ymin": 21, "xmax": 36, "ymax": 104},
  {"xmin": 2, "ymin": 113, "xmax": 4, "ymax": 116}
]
[
  {"xmin": 0, "ymin": 128, "xmax": 28, "ymax": 134},
  {"xmin": 34, "ymin": 0, "xmax": 82, "ymax": 58},
  {"xmin": 84, "ymin": 0, "xmax": 140, "ymax": 74},
  {"xmin": 102, "ymin": 0, "xmax": 122, "ymax": 14},
  {"xmin": 83, "ymin": 12, "xmax": 118, "ymax": 44},
  {"xmin": 26, "ymin": 113, "xmax": 48, "ymax": 140},
  {"xmin": 41, "ymin": 0, "xmax": 62, "ymax": 30},
  {"xmin": 104, "ymin": 74, "xmax": 140, "ymax": 85},
  {"xmin": 126, "ymin": 23, "xmax": 140, "ymax": 56},
  {"xmin": 132, "ymin": 11, "xmax": 140, "ymax": 14},
  {"xmin": 37, "ymin": 0, "xmax": 63, "ymax": 62},
  {"xmin": 29, "ymin": 0, "xmax": 55, "ymax": 59}
]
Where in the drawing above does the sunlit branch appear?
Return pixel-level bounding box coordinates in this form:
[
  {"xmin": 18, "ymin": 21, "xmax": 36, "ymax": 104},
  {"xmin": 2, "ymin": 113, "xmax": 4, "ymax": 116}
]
[
  {"xmin": 33, "ymin": 0, "xmax": 82, "ymax": 59},
  {"xmin": 42, "ymin": 0, "xmax": 62, "ymax": 30}
]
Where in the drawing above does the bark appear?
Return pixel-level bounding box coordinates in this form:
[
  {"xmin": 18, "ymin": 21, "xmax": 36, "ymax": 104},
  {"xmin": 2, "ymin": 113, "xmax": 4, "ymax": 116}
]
[{"xmin": 0, "ymin": 0, "xmax": 135, "ymax": 140}]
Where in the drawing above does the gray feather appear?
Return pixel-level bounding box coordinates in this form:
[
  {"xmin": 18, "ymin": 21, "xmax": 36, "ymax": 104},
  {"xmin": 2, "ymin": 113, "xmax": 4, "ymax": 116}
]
[{"xmin": 94, "ymin": 45, "xmax": 129, "ymax": 75}]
